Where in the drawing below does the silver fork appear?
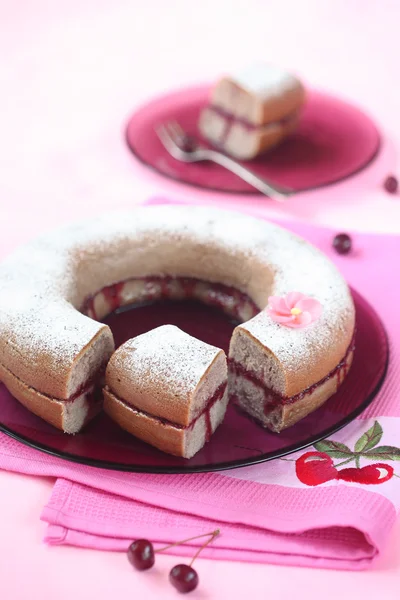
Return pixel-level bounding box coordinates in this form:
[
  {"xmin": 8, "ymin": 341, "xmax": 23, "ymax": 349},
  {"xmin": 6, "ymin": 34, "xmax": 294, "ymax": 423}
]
[{"xmin": 155, "ymin": 121, "xmax": 294, "ymax": 202}]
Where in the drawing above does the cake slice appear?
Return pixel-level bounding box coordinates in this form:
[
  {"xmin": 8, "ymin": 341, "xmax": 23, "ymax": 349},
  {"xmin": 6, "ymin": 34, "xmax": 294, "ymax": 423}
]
[
  {"xmin": 229, "ymin": 323, "xmax": 355, "ymax": 433},
  {"xmin": 103, "ymin": 325, "xmax": 228, "ymax": 458},
  {"xmin": 199, "ymin": 63, "xmax": 305, "ymax": 159}
]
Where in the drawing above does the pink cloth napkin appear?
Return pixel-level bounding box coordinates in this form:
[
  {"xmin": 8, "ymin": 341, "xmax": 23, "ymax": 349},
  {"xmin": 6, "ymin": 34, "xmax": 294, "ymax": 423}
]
[{"xmin": 0, "ymin": 197, "xmax": 399, "ymax": 571}]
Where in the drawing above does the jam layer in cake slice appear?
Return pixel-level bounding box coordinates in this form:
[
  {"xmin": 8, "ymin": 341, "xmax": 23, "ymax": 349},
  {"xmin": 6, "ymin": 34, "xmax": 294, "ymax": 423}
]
[
  {"xmin": 199, "ymin": 63, "xmax": 306, "ymax": 159},
  {"xmin": 103, "ymin": 325, "xmax": 228, "ymax": 458},
  {"xmin": 229, "ymin": 326, "xmax": 355, "ymax": 432}
]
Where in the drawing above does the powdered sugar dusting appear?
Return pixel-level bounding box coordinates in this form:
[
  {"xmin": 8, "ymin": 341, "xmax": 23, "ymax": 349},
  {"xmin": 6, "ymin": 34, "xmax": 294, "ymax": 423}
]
[
  {"xmin": 232, "ymin": 63, "xmax": 301, "ymax": 99},
  {"xmin": 112, "ymin": 325, "xmax": 222, "ymax": 398},
  {"xmin": 240, "ymin": 231, "xmax": 355, "ymax": 378},
  {"xmin": 0, "ymin": 205, "xmax": 354, "ymax": 397}
]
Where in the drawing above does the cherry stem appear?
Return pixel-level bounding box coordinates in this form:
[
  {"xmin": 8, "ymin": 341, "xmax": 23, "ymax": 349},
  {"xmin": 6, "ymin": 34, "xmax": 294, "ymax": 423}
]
[
  {"xmin": 155, "ymin": 530, "xmax": 220, "ymax": 556},
  {"xmin": 355, "ymin": 456, "xmax": 361, "ymax": 469},
  {"xmin": 393, "ymin": 473, "xmax": 400, "ymax": 479},
  {"xmin": 189, "ymin": 530, "xmax": 220, "ymax": 567},
  {"xmin": 280, "ymin": 458, "xmax": 296, "ymax": 462}
]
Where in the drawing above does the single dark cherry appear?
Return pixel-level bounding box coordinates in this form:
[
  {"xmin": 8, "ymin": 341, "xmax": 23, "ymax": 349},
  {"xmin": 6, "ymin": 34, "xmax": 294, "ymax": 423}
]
[
  {"xmin": 128, "ymin": 539, "xmax": 155, "ymax": 570},
  {"xmin": 384, "ymin": 175, "xmax": 398, "ymax": 194},
  {"xmin": 333, "ymin": 233, "xmax": 352, "ymax": 255},
  {"xmin": 169, "ymin": 564, "xmax": 199, "ymax": 594}
]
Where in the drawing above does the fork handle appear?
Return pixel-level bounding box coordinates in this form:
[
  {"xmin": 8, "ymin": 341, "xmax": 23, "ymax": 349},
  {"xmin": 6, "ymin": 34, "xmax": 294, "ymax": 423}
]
[{"xmin": 204, "ymin": 150, "xmax": 293, "ymax": 201}]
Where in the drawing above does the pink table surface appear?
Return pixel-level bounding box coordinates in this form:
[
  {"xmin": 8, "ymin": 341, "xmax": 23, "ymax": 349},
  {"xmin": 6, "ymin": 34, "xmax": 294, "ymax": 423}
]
[{"xmin": 1, "ymin": 1, "xmax": 400, "ymax": 598}]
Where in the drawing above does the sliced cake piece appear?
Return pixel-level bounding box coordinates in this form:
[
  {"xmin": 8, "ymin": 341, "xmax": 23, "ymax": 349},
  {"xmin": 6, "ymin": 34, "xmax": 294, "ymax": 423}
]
[
  {"xmin": 199, "ymin": 63, "xmax": 305, "ymax": 159},
  {"xmin": 103, "ymin": 325, "xmax": 228, "ymax": 458}
]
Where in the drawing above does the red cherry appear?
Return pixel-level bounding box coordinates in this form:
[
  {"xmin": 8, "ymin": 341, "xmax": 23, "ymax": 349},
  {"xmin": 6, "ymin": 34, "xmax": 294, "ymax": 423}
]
[
  {"xmin": 295, "ymin": 451, "xmax": 339, "ymax": 486},
  {"xmin": 169, "ymin": 564, "xmax": 199, "ymax": 593},
  {"xmin": 128, "ymin": 530, "xmax": 218, "ymax": 585},
  {"xmin": 338, "ymin": 463, "xmax": 394, "ymax": 484},
  {"xmin": 384, "ymin": 175, "xmax": 398, "ymax": 194},
  {"xmin": 333, "ymin": 233, "xmax": 352, "ymax": 255},
  {"xmin": 128, "ymin": 539, "xmax": 155, "ymax": 570}
]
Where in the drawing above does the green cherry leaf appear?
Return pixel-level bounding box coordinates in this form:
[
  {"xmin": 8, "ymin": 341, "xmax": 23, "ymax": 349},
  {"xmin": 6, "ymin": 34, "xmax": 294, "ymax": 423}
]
[
  {"xmin": 362, "ymin": 446, "xmax": 400, "ymax": 461},
  {"xmin": 314, "ymin": 440, "xmax": 354, "ymax": 459},
  {"xmin": 354, "ymin": 421, "xmax": 383, "ymax": 453}
]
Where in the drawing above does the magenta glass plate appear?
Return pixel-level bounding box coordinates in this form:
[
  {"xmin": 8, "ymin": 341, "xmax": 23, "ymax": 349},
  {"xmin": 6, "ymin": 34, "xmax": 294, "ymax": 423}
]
[
  {"xmin": 125, "ymin": 86, "xmax": 380, "ymax": 194},
  {"xmin": 0, "ymin": 288, "xmax": 388, "ymax": 473}
]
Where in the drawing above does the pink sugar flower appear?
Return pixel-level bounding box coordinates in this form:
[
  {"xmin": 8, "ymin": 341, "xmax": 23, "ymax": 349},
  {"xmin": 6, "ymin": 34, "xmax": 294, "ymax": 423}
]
[{"xmin": 267, "ymin": 292, "xmax": 322, "ymax": 329}]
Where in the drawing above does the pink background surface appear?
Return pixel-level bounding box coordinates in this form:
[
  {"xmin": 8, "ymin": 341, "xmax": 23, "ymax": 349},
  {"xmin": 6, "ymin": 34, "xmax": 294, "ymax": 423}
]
[{"xmin": 1, "ymin": 1, "xmax": 400, "ymax": 598}]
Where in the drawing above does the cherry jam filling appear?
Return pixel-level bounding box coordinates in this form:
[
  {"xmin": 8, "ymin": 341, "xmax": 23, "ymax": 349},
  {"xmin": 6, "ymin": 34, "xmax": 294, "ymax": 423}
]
[
  {"xmin": 82, "ymin": 276, "xmax": 259, "ymax": 322},
  {"xmin": 206, "ymin": 104, "xmax": 298, "ymax": 146},
  {"xmin": 80, "ymin": 277, "xmax": 354, "ymax": 414},
  {"xmin": 229, "ymin": 334, "xmax": 355, "ymax": 411},
  {"xmin": 110, "ymin": 382, "xmax": 227, "ymax": 441},
  {"xmin": 207, "ymin": 105, "xmax": 297, "ymax": 131},
  {"xmin": 61, "ymin": 364, "xmax": 107, "ymax": 404}
]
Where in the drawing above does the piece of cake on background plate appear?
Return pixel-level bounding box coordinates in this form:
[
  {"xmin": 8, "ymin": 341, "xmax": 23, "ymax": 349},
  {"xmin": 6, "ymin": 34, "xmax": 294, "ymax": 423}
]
[{"xmin": 199, "ymin": 63, "xmax": 305, "ymax": 159}]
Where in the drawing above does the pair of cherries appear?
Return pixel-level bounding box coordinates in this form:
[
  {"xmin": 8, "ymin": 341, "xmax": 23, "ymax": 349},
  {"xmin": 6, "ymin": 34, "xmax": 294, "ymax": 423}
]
[
  {"xmin": 296, "ymin": 451, "xmax": 394, "ymax": 486},
  {"xmin": 128, "ymin": 530, "xmax": 220, "ymax": 593}
]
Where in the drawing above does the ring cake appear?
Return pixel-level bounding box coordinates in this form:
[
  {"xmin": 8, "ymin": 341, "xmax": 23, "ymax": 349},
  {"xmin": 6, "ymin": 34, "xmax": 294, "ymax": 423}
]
[
  {"xmin": 104, "ymin": 325, "xmax": 229, "ymax": 458},
  {"xmin": 0, "ymin": 206, "xmax": 355, "ymax": 441},
  {"xmin": 199, "ymin": 63, "xmax": 306, "ymax": 159}
]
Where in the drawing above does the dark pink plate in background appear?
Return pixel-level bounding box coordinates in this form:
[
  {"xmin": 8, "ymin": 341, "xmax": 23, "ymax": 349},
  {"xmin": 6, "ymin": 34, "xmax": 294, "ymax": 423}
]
[
  {"xmin": 125, "ymin": 85, "xmax": 380, "ymax": 194},
  {"xmin": 0, "ymin": 288, "xmax": 388, "ymax": 473}
]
